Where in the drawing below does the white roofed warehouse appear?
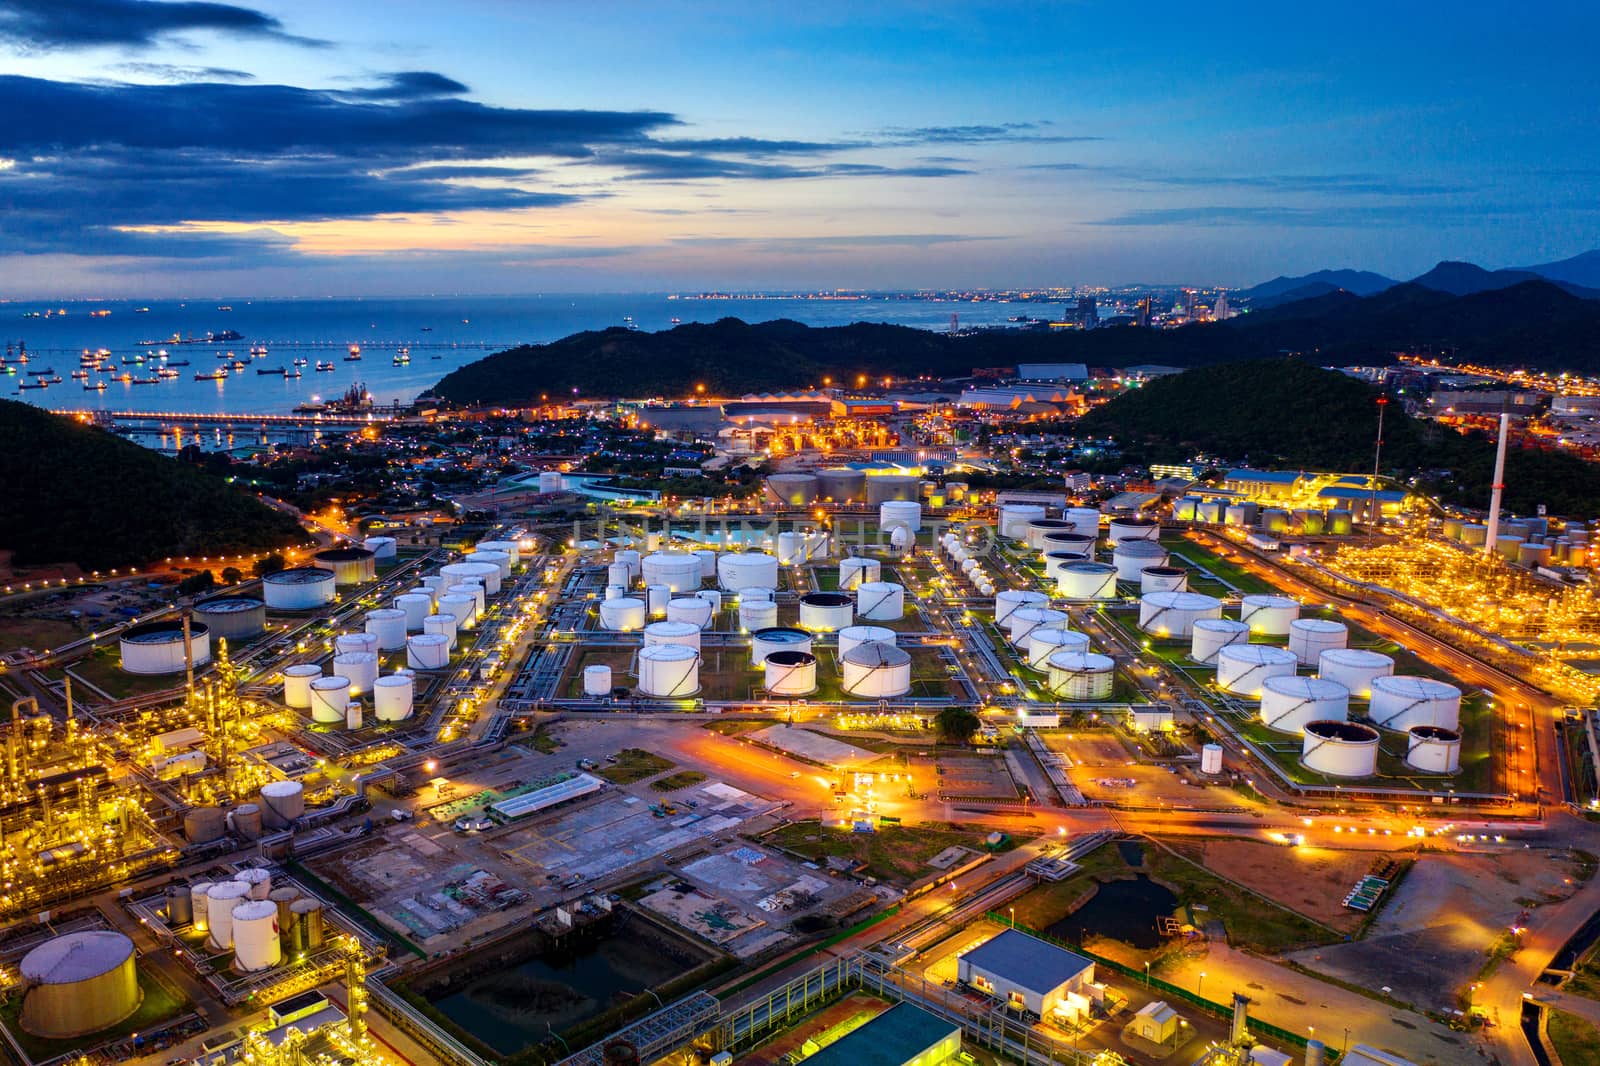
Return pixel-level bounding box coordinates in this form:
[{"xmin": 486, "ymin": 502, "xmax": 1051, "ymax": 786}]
[{"xmin": 956, "ymin": 927, "xmax": 1102, "ymax": 1022}]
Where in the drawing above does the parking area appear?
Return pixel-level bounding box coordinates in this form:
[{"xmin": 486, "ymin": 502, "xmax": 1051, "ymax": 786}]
[{"xmin": 935, "ymin": 750, "xmax": 1018, "ymax": 802}]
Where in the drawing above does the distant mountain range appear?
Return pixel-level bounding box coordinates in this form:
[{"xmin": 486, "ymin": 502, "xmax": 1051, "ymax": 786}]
[{"xmin": 1245, "ymin": 249, "xmax": 1600, "ymax": 303}]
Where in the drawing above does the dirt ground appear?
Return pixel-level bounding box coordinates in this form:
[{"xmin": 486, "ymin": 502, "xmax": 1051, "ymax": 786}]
[
  {"xmin": 1176, "ymin": 839, "xmax": 1377, "ymax": 932},
  {"xmin": 935, "ymin": 751, "xmax": 1018, "ymax": 800}
]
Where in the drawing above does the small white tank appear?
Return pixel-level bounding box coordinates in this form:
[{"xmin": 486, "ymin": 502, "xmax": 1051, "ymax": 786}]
[
  {"xmin": 1062, "ymin": 507, "xmax": 1100, "ymax": 538},
  {"xmin": 1041, "ymin": 532, "xmax": 1097, "ymax": 559},
  {"xmin": 999, "ymin": 504, "xmax": 1047, "ymax": 540},
  {"xmin": 642, "ymin": 552, "xmax": 702, "ymax": 592},
  {"xmin": 332, "ymin": 651, "xmax": 379, "ymax": 695},
  {"xmin": 1106, "ymin": 516, "xmax": 1160, "ymax": 546},
  {"xmin": 855, "ymin": 581, "xmax": 905, "ymax": 621},
  {"xmin": 637, "ymin": 644, "xmax": 700, "ymax": 697},
  {"xmin": 1301, "ymin": 720, "xmax": 1379, "ymax": 777},
  {"xmin": 694, "ymin": 549, "xmax": 718, "ymax": 580},
  {"xmin": 1025, "ymin": 518, "xmax": 1073, "ymax": 549},
  {"xmin": 1288, "ymin": 618, "xmax": 1348, "ymax": 665},
  {"xmin": 1215, "ymin": 644, "xmax": 1298, "ymax": 697},
  {"xmin": 1316, "ymin": 648, "xmax": 1394, "ymax": 699},
  {"xmin": 995, "ymin": 589, "xmax": 1048, "ymax": 625},
  {"xmin": 447, "ymin": 581, "xmax": 486, "ymax": 616},
  {"xmin": 1026, "ymin": 626, "xmax": 1090, "ymax": 667},
  {"xmin": 1368, "ymin": 676, "xmax": 1461, "ymax": 732},
  {"xmin": 373, "ymin": 674, "xmax": 414, "ymax": 721},
  {"xmin": 1139, "ymin": 566, "xmax": 1189, "ymax": 594},
  {"xmin": 282, "ymin": 663, "xmax": 323, "ymax": 709},
  {"xmin": 840, "ymin": 642, "xmax": 912, "ymax": 697},
  {"xmin": 644, "ymin": 620, "xmax": 701, "ymax": 649},
  {"xmin": 666, "ymin": 596, "xmax": 714, "ymax": 629},
  {"xmin": 1406, "ymin": 725, "xmax": 1462, "ymax": 773},
  {"xmin": 605, "ymin": 584, "xmax": 626, "ymax": 601},
  {"xmin": 645, "ymin": 583, "xmax": 671, "ymax": 617},
  {"xmin": 880, "ymin": 500, "xmax": 923, "ymax": 533},
  {"xmin": 1191, "ymin": 618, "xmax": 1250, "ymax": 663},
  {"xmin": 750, "ymin": 627, "xmax": 812, "ymax": 666},
  {"xmin": 764, "ymin": 650, "xmax": 818, "ymax": 696},
  {"xmin": 236, "ymin": 867, "xmax": 272, "ymax": 900},
  {"xmin": 739, "ymin": 599, "xmax": 778, "ymax": 632},
  {"xmin": 335, "ymin": 632, "xmax": 378, "ymax": 656},
  {"xmin": 1239, "ymin": 594, "xmax": 1300, "ymax": 636},
  {"xmin": 437, "ymin": 593, "xmax": 477, "ymax": 630},
  {"xmin": 799, "ymin": 592, "xmax": 855, "ymax": 631},
  {"xmin": 738, "ymin": 586, "xmax": 773, "ymax": 602},
  {"xmin": 1045, "ymin": 650, "xmax": 1116, "ymax": 699},
  {"xmin": 406, "ymin": 634, "xmax": 451, "ymax": 670},
  {"xmin": 364, "ymin": 608, "xmax": 408, "ymax": 651},
  {"xmin": 231, "ymin": 899, "xmax": 282, "ymax": 972},
  {"xmin": 467, "ymin": 550, "xmax": 512, "ymax": 580},
  {"xmin": 838, "ymin": 624, "xmax": 896, "ymax": 658},
  {"xmin": 839, "ymin": 557, "xmax": 882, "ymax": 590},
  {"xmin": 776, "ymin": 531, "xmax": 803, "ymax": 565},
  {"xmin": 394, "ymin": 591, "xmax": 434, "ymax": 631},
  {"xmin": 476, "ymin": 539, "xmax": 521, "ymax": 565},
  {"xmin": 1008, "ymin": 605, "xmax": 1067, "ymax": 645},
  {"xmin": 616, "ymin": 549, "xmax": 641, "ymax": 581},
  {"xmin": 206, "ymin": 881, "xmax": 251, "ymax": 949},
  {"xmin": 583, "ymin": 664, "xmax": 613, "ymax": 697},
  {"xmin": 696, "ymin": 589, "xmax": 723, "ymax": 616},
  {"xmin": 190, "ymin": 882, "xmax": 213, "ymax": 933},
  {"xmin": 1200, "ymin": 744, "xmax": 1224, "ymax": 775},
  {"xmin": 717, "ymin": 552, "xmax": 779, "ymax": 591},
  {"xmin": 362, "ymin": 535, "xmax": 398, "ymax": 560},
  {"xmin": 1056, "ymin": 561, "xmax": 1118, "ymax": 600},
  {"xmin": 346, "ymin": 700, "xmax": 364, "ymax": 730},
  {"xmin": 1112, "ymin": 539, "xmax": 1168, "ymax": 581},
  {"xmin": 1138, "ymin": 591, "xmax": 1224, "ymax": 638},
  {"xmin": 607, "ymin": 562, "xmax": 631, "ymax": 587},
  {"xmin": 423, "ymin": 612, "xmax": 457, "ymax": 649},
  {"xmin": 598, "ymin": 597, "xmax": 647, "ymax": 632},
  {"xmin": 260, "ymin": 780, "xmax": 304, "ymax": 828},
  {"xmin": 1259, "ymin": 675, "xmax": 1350, "ymax": 734},
  {"xmin": 309, "ymin": 676, "xmax": 352, "ymax": 722}
]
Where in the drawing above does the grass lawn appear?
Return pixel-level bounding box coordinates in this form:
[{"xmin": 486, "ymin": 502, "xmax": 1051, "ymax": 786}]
[
  {"xmin": 1548, "ymin": 1009, "xmax": 1600, "ymax": 1066},
  {"xmin": 596, "ymin": 747, "xmax": 675, "ymax": 784},
  {"xmin": 1566, "ymin": 937, "xmax": 1600, "ymax": 1001},
  {"xmin": 512, "ymin": 722, "xmax": 562, "ymax": 754},
  {"xmin": 0, "ymin": 615, "xmax": 83, "ymax": 655},
  {"xmin": 62, "ymin": 643, "xmax": 185, "ymax": 700},
  {"xmin": 0, "ymin": 966, "xmax": 190, "ymax": 1061},
  {"xmin": 762, "ymin": 820, "xmax": 988, "ymax": 885},
  {"xmin": 1163, "ymin": 537, "xmax": 1280, "ymax": 595},
  {"xmin": 651, "ymin": 770, "xmax": 708, "ymax": 791}
]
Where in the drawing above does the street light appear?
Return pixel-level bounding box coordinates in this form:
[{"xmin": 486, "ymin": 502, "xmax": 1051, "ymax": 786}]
[{"xmin": 1198, "ymin": 972, "xmax": 1207, "ymax": 998}]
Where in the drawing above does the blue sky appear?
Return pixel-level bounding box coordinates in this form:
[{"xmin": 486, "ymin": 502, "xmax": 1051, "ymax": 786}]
[{"xmin": 1, "ymin": 0, "xmax": 1596, "ymax": 296}]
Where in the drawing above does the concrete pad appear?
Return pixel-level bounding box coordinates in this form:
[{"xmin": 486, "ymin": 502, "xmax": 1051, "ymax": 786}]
[{"xmin": 751, "ymin": 724, "xmax": 878, "ymax": 767}]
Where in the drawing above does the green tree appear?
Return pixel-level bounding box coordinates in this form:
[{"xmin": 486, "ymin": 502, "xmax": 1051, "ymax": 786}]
[
  {"xmin": 178, "ymin": 570, "xmax": 216, "ymax": 596},
  {"xmin": 253, "ymin": 553, "xmax": 287, "ymax": 577},
  {"xmin": 220, "ymin": 566, "xmax": 243, "ymax": 584},
  {"xmin": 936, "ymin": 707, "xmax": 981, "ymax": 746}
]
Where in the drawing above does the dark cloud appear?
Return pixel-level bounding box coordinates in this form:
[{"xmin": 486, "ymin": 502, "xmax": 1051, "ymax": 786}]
[
  {"xmin": 1087, "ymin": 204, "xmax": 1514, "ymax": 228},
  {"xmin": 108, "ymin": 61, "xmax": 255, "ymax": 82},
  {"xmin": 591, "ymin": 151, "xmax": 970, "ymax": 181},
  {"xmin": 0, "ymin": 0, "xmax": 325, "ymax": 50},
  {"xmin": 654, "ymin": 136, "xmax": 869, "ymax": 156},
  {"xmin": 879, "ymin": 122, "xmax": 1102, "ymax": 146},
  {"xmin": 335, "ymin": 71, "xmax": 470, "ymax": 100},
  {"xmin": 671, "ymin": 233, "xmax": 996, "ymax": 252}
]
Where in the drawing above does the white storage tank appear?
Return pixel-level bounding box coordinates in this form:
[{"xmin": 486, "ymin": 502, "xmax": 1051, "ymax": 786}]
[
  {"xmin": 693, "ymin": 549, "xmax": 718, "ymax": 580},
  {"xmin": 437, "ymin": 592, "xmax": 477, "ymax": 630},
  {"xmin": 1008, "ymin": 605, "xmax": 1067, "ymax": 645},
  {"xmin": 1043, "ymin": 553, "xmax": 1080, "ymax": 580},
  {"xmin": 599, "ymin": 596, "xmax": 647, "ymax": 632},
  {"xmin": 314, "ymin": 547, "xmax": 376, "ymax": 585},
  {"xmin": 1026, "ymin": 627, "xmax": 1090, "ymax": 668},
  {"xmin": 1200, "ymin": 744, "xmax": 1224, "ymax": 775},
  {"xmin": 1063, "ymin": 508, "xmax": 1101, "ymax": 538},
  {"xmin": 477, "ymin": 539, "xmax": 521, "ymax": 565},
  {"xmin": 799, "ymin": 592, "xmax": 855, "ymax": 631},
  {"xmin": 420, "ymin": 574, "xmax": 447, "ymax": 596},
  {"xmin": 1239, "ymin": 594, "xmax": 1300, "ymax": 636},
  {"xmin": 637, "ymin": 644, "xmax": 700, "ymax": 697},
  {"xmin": 335, "ymin": 632, "xmax": 379, "ymax": 656},
  {"xmin": 605, "ymin": 584, "xmax": 626, "ymax": 601},
  {"xmin": 406, "ymin": 634, "xmax": 451, "ymax": 670},
  {"xmin": 260, "ymin": 780, "xmax": 305, "ymax": 828},
  {"xmin": 666, "ymin": 596, "xmax": 714, "ymax": 629},
  {"xmin": 362, "ymin": 535, "xmax": 398, "ymax": 560},
  {"xmin": 1046, "ymin": 650, "xmax": 1116, "ymax": 700},
  {"xmin": 1288, "ymin": 618, "xmax": 1348, "ymax": 665},
  {"xmin": 1406, "ymin": 725, "xmax": 1462, "ymax": 773},
  {"xmin": 644, "ymin": 620, "xmax": 702, "ymax": 649},
  {"xmin": 1301, "ymin": 720, "xmax": 1380, "ymax": 777},
  {"xmin": 281, "ymin": 663, "xmax": 322, "ymax": 709},
  {"xmin": 1025, "ymin": 518, "xmax": 1073, "ymax": 549},
  {"xmin": 583, "ymin": 664, "xmax": 613, "ymax": 697},
  {"xmin": 206, "ymin": 881, "xmax": 251, "ymax": 949},
  {"xmin": 880, "ymin": 500, "xmax": 923, "ymax": 533},
  {"xmin": 999, "ymin": 504, "xmax": 1048, "ymax": 540},
  {"xmin": 309, "ymin": 675, "xmax": 353, "ymax": 722},
  {"xmin": 1216, "ymin": 644, "xmax": 1299, "ymax": 698},
  {"xmin": 776, "ymin": 531, "xmax": 803, "ymax": 566},
  {"xmin": 1040, "ymin": 531, "xmax": 1097, "ymax": 558},
  {"xmin": 645, "ymin": 584, "xmax": 671, "ymax": 617},
  {"xmin": 615, "ymin": 549, "xmax": 642, "ymax": 581},
  {"xmin": 1191, "ymin": 618, "xmax": 1250, "ymax": 664},
  {"xmin": 120, "ymin": 620, "xmax": 211, "ymax": 675},
  {"xmin": 1369, "ymin": 676, "xmax": 1462, "ymax": 732},
  {"xmin": 640, "ymin": 552, "xmax": 701, "ymax": 592},
  {"xmin": 838, "ymin": 624, "xmax": 896, "ymax": 658},
  {"xmin": 1106, "ymin": 516, "xmax": 1160, "ymax": 546},
  {"xmin": 231, "ymin": 899, "xmax": 282, "ymax": 972},
  {"xmin": 750, "ymin": 626, "xmax": 812, "ymax": 667},
  {"xmin": 841, "ymin": 642, "xmax": 912, "ymax": 698},
  {"xmin": 717, "ymin": 552, "xmax": 779, "ymax": 591},
  {"xmin": 1260, "ymin": 676, "xmax": 1350, "ymax": 734},
  {"xmin": 607, "ymin": 562, "xmax": 632, "ymax": 588},
  {"xmin": 263, "ymin": 566, "xmax": 338, "ymax": 610},
  {"xmin": 423, "ymin": 612, "xmax": 457, "ymax": 649},
  {"xmin": 855, "ymin": 581, "xmax": 905, "ymax": 621},
  {"xmin": 346, "ymin": 699, "xmax": 364, "ymax": 730},
  {"xmin": 395, "ymin": 591, "xmax": 434, "ymax": 631},
  {"xmin": 1112, "ymin": 539, "xmax": 1168, "ymax": 581},
  {"xmin": 467, "ymin": 549, "xmax": 512, "ymax": 580},
  {"xmin": 451, "ymin": 560, "xmax": 502, "ymax": 596},
  {"xmin": 538, "ymin": 470, "xmax": 564, "ymax": 493},
  {"xmin": 193, "ymin": 597, "xmax": 267, "ymax": 642},
  {"xmin": 1140, "ymin": 566, "xmax": 1189, "ymax": 594},
  {"xmin": 230, "ymin": 804, "xmax": 263, "ymax": 840},
  {"xmin": 1224, "ymin": 503, "xmax": 1258, "ymax": 527},
  {"xmin": 1316, "ymin": 648, "xmax": 1394, "ymax": 699},
  {"xmin": 995, "ymin": 589, "xmax": 1049, "ymax": 626},
  {"xmin": 190, "ymin": 883, "xmax": 213, "ymax": 933},
  {"xmin": 236, "ymin": 867, "xmax": 272, "ymax": 900},
  {"xmin": 1056, "ymin": 561, "xmax": 1118, "ymax": 601},
  {"xmin": 764, "ymin": 650, "xmax": 818, "ymax": 696},
  {"xmin": 373, "ymin": 674, "xmax": 415, "ymax": 721},
  {"xmin": 364, "ymin": 608, "xmax": 408, "ymax": 651},
  {"xmin": 1138, "ymin": 591, "xmax": 1224, "ymax": 638},
  {"xmin": 739, "ymin": 599, "xmax": 778, "ymax": 632},
  {"xmin": 1197, "ymin": 500, "xmax": 1225, "ymax": 524},
  {"xmin": 839, "ymin": 557, "xmax": 882, "ymax": 590}
]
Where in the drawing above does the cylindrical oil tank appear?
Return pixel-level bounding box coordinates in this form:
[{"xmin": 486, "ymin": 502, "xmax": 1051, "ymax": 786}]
[
  {"xmin": 865, "ymin": 475, "xmax": 920, "ymax": 504},
  {"xmin": 717, "ymin": 552, "xmax": 779, "ymax": 591},
  {"xmin": 1200, "ymin": 744, "xmax": 1224, "ymax": 775},
  {"xmin": 817, "ymin": 468, "xmax": 867, "ymax": 503},
  {"xmin": 799, "ymin": 592, "xmax": 854, "ymax": 631},
  {"xmin": 406, "ymin": 634, "xmax": 451, "ymax": 670},
  {"xmin": 739, "ymin": 599, "xmax": 778, "ymax": 632},
  {"xmin": 888, "ymin": 525, "xmax": 913, "ymax": 554},
  {"xmin": 446, "ymin": 581, "xmax": 485, "ymax": 617},
  {"xmin": 1057, "ymin": 561, "xmax": 1118, "ymax": 600},
  {"xmin": 395, "ymin": 591, "xmax": 434, "ymax": 631},
  {"xmin": 262, "ymin": 566, "xmax": 337, "ymax": 609},
  {"xmin": 1288, "ymin": 618, "xmax": 1348, "ymax": 665},
  {"xmin": 637, "ymin": 644, "xmax": 700, "ymax": 697},
  {"xmin": 1025, "ymin": 518, "xmax": 1072, "ymax": 549},
  {"xmin": 231, "ymin": 804, "xmax": 264, "ymax": 841},
  {"xmin": 841, "ymin": 642, "xmax": 912, "ymax": 698},
  {"xmin": 1173, "ymin": 497, "xmax": 1200, "ymax": 522},
  {"xmin": 206, "ymin": 881, "xmax": 251, "ymax": 949},
  {"xmin": 1294, "ymin": 509, "xmax": 1326, "ymax": 535},
  {"xmin": 1518, "ymin": 542, "xmax": 1550, "ymax": 567},
  {"xmin": 437, "ymin": 593, "xmax": 477, "ymax": 630},
  {"xmin": 346, "ymin": 701, "xmax": 364, "ymax": 730},
  {"xmin": 998, "ymin": 504, "xmax": 1047, "ymax": 540},
  {"xmin": 453, "ymin": 560, "xmax": 502, "ymax": 595},
  {"xmin": 1112, "ymin": 539, "xmax": 1168, "ymax": 581},
  {"xmin": 1062, "ymin": 508, "xmax": 1100, "ymax": 538},
  {"xmin": 423, "ymin": 612, "xmax": 457, "ymax": 649},
  {"xmin": 1041, "ymin": 531, "xmax": 1096, "ymax": 558},
  {"xmin": 166, "ymin": 884, "xmax": 194, "ymax": 927},
  {"xmin": 641, "ymin": 552, "xmax": 702, "ymax": 592},
  {"xmin": 1317, "ymin": 648, "xmax": 1394, "ymax": 699},
  {"xmin": 666, "ymin": 596, "xmax": 714, "ymax": 630},
  {"xmin": 838, "ymin": 624, "xmax": 896, "ymax": 658},
  {"xmin": 880, "ymin": 500, "xmax": 923, "ymax": 533},
  {"xmin": 185, "ymin": 806, "xmax": 226, "ymax": 843},
  {"xmin": 750, "ymin": 626, "xmax": 812, "ymax": 667},
  {"xmin": 693, "ymin": 550, "xmax": 718, "ymax": 580},
  {"xmin": 260, "ymin": 780, "xmax": 305, "ymax": 828},
  {"xmin": 1239, "ymin": 594, "xmax": 1300, "ymax": 636},
  {"xmin": 1224, "ymin": 503, "xmax": 1258, "ymax": 527},
  {"xmin": 332, "ymin": 651, "xmax": 379, "ymax": 695},
  {"xmin": 1046, "ymin": 650, "xmax": 1116, "ymax": 700},
  {"xmin": 18, "ymin": 931, "xmax": 139, "ymax": 1039},
  {"xmin": 420, "ymin": 574, "xmax": 446, "ymax": 596},
  {"xmin": 1301, "ymin": 720, "xmax": 1379, "ymax": 777},
  {"xmin": 1216, "ymin": 644, "xmax": 1299, "ymax": 698},
  {"xmin": 1026, "ymin": 627, "xmax": 1090, "ymax": 668},
  {"xmin": 336, "ymin": 632, "xmax": 379, "ymax": 656},
  {"xmin": 777, "ymin": 531, "xmax": 803, "ymax": 566},
  {"xmin": 1260, "ymin": 509, "xmax": 1291, "ymax": 534},
  {"xmin": 1327, "ymin": 510, "xmax": 1354, "ymax": 535},
  {"xmin": 1138, "ymin": 591, "xmax": 1223, "ymax": 638},
  {"xmin": 282, "ymin": 663, "xmax": 323, "ymax": 709},
  {"xmin": 120, "ymin": 620, "xmax": 211, "ymax": 675},
  {"xmin": 1368, "ymin": 676, "xmax": 1462, "ymax": 732},
  {"xmin": 467, "ymin": 549, "xmax": 512, "ymax": 580},
  {"xmin": 291, "ymin": 898, "xmax": 324, "ymax": 951},
  {"xmin": 1461, "ymin": 523, "xmax": 1488, "ymax": 546},
  {"xmin": 309, "ymin": 676, "xmax": 351, "ymax": 723},
  {"xmin": 1197, "ymin": 500, "xmax": 1225, "ymax": 524},
  {"xmin": 571, "ymin": 665, "xmax": 609, "ymax": 700},
  {"xmin": 1495, "ymin": 535, "xmax": 1524, "ymax": 561},
  {"xmin": 995, "ymin": 589, "xmax": 1048, "ymax": 626},
  {"xmin": 236, "ymin": 867, "xmax": 272, "ymax": 900},
  {"xmin": 1043, "ymin": 552, "xmax": 1081, "ymax": 580},
  {"xmin": 644, "ymin": 620, "xmax": 701, "ymax": 649},
  {"xmin": 231, "ymin": 900, "xmax": 282, "ymax": 972},
  {"xmin": 1191, "ymin": 618, "xmax": 1250, "ymax": 663},
  {"xmin": 1106, "ymin": 516, "xmax": 1159, "ymax": 546},
  {"xmin": 839, "ymin": 557, "xmax": 882, "ymax": 590},
  {"xmin": 1406, "ymin": 725, "xmax": 1462, "ymax": 773},
  {"xmin": 855, "ymin": 581, "xmax": 905, "ymax": 621},
  {"xmin": 190, "ymin": 881, "xmax": 213, "ymax": 931},
  {"xmin": 616, "ymin": 549, "xmax": 641, "ymax": 581},
  {"xmin": 538, "ymin": 470, "xmax": 565, "ymax": 493},
  {"xmin": 764, "ymin": 650, "xmax": 818, "ymax": 696},
  {"xmin": 194, "ymin": 597, "xmax": 266, "ymax": 642},
  {"xmin": 766, "ymin": 473, "xmax": 819, "ymax": 506},
  {"xmin": 1140, "ymin": 566, "xmax": 1189, "ymax": 594},
  {"xmin": 645, "ymin": 584, "xmax": 671, "ymax": 617},
  {"xmin": 364, "ymin": 608, "xmax": 408, "ymax": 651},
  {"xmin": 607, "ymin": 562, "xmax": 632, "ymax": 588},
  {"xmin": 605, "ymin": 584, "xmax": 627, "ymax": 602},
  {"xmin": 373, "ymin": 674, "xmax": 415, "ymax": 721},
  {"xmin": 363, "ymin": 535, "xmax": 398, "ymax": 560},
  {"xmin": 314, "ymin": 547, "xmax": 376, "ymax": 585},
  {"xmin": 1008, "ymin": 605, "xmax": 1068, "ymax": 645},
  {"xmin": 477, "ymin": 539, "xmax": 521, "ymax": 565},
  {"xmin": 1259, "ymin": 676, "xmax": 1350, "ymax": 734},
  {"xmin": 598, "ymin": 596, "xmax": 647, "ymax": 632},
  {"xmin": 1442, "ymin": 518, "xmax": 1465, "ymax": 540}
]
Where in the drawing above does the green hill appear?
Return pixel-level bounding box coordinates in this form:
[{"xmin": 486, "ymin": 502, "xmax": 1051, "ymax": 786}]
[
  {"xmin": 0, "ymin": 401, "xmax": 307, "ymax": 570},
  {"xmin": 1077, "ymin": 360, "xmax": 1600, "ymax": 515}
]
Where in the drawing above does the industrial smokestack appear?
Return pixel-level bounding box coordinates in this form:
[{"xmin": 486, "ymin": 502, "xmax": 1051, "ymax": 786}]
[
  {"xmin": 1485, "ymin": 411, "xmax": 1510, "ymax": 556},
  {"xmin": 1305, "ymin": 1038, "xmax": 1327, "ymax": 1066},
  {"xmin": 1230, "ymin": 992, "xmax": 1251, "ymax": 1045}
]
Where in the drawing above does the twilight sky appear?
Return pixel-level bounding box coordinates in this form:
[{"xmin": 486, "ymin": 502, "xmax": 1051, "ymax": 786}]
[{"xmin": 1, "ymin": 0, "xmax": 1597, "ymax": 297}]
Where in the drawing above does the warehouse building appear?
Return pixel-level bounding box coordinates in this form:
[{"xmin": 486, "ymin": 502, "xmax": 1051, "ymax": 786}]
[
  {"xmin": 803, "ymin": 1002, "xmax": 961, "ymax": 1066},
  {"xmin": 956, "ymin": 928, "xmax": 1102, "ymax": 1022}
]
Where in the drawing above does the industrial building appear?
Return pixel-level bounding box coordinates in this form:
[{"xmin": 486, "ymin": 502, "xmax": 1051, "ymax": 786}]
[
  {"xmin": 956, "ymin": 928, "xmax": 1101, "ymax": 1022},
  {"xmin": 800, "ymin": 1002, "xmax": 962, "ymax": 1066}
]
